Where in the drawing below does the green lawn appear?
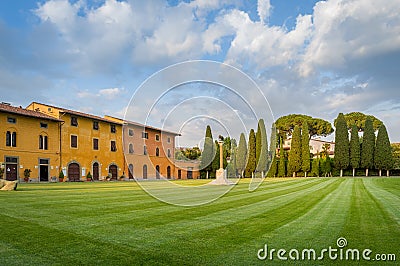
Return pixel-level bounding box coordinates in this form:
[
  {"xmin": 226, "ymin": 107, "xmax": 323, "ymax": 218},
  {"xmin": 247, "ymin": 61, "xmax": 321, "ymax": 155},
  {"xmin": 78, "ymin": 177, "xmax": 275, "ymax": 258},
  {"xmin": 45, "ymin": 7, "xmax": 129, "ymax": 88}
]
[{"xmin": 0, "ymin": 178, "xmax": 399, "ymax": 265}]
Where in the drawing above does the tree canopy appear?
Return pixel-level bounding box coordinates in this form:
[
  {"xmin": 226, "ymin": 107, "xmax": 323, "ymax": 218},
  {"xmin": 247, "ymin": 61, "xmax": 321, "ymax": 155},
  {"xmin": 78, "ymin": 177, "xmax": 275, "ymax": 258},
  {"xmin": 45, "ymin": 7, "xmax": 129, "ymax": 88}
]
[
  {"xmin": 275, "ymin": 114, "xmax": 333, "ymax": 139},
  {"xmin": 334, "ymin": 112, "xmax": 383, "ymax": 132}
]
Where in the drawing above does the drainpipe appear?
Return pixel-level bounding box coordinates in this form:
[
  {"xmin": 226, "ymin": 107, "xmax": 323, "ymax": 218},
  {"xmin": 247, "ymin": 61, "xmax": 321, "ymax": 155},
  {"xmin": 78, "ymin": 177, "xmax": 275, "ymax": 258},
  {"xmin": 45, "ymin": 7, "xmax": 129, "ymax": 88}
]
[{"xmin": 59, "ymin": 113, "xmax": 66, "ymax": 175}]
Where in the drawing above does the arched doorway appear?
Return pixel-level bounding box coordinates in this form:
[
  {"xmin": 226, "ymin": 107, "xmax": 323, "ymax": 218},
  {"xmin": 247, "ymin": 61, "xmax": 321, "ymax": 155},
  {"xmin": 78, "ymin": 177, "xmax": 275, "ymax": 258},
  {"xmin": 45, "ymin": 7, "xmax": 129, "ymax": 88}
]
[
  {"xmin": 167, "ymin": 166, "xmax": 171, "ymax": 179},
  {"xmin": 109, "ymin": 165, "xmax": 118, "ymax": 180},
  {"xmin": 128, "ymin": 164, "xmax": 134, "ymax": 179},
  {"xmin": 92, "ymin": 162, "xmax": 99, "ymax": 181},
  {"xmin": 143, "ymin": 165, "xmax": 147, "ymax": 179},
  {"xmin": 156, "ymin": 165, "xmax": 160, "ymax": 179},
  {"xmin": 68, "ymin": 163, "xmax": 80, "ymax": 182}
]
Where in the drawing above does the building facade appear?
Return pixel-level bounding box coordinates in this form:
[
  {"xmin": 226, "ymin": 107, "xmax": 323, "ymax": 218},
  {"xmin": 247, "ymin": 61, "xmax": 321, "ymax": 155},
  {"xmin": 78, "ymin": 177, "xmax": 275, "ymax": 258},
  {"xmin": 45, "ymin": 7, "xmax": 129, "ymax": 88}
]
[
  {"xmin": 1, "ymin": 101, "xmax": 199, "ymax": 182},
  {"xmin": 105, "ymin": 116, "xmax": 182, "ymax": 179},
  {"xmin": 0, "ymin": 103, "xmax": 62, "ymax": 181}
]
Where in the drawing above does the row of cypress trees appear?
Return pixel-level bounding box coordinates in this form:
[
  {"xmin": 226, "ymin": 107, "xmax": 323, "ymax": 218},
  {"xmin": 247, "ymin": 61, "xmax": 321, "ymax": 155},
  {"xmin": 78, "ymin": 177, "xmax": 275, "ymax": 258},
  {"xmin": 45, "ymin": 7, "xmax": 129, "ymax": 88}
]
[
  {"xmin": 200, "ymin": 119, "xmax": 270, "ymax": 178},
  {"xmin": 268, "ymin": 113, "xmax": 393, "ymax": 177},
  {"xmin": 267, "ymin": 121, "xmax": 311, "ymax": 177},
  {"xmin": 335, "ymin": 113, "xmax": 393, "ymax": 177}
]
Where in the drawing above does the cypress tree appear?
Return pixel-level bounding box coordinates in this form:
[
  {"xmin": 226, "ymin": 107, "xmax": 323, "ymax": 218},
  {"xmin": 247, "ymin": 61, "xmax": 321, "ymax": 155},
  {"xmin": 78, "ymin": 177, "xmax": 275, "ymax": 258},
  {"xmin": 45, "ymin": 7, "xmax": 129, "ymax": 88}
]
[
  {"xmin": 361, "ymin": 117, "xmax": 375, "ymax": 176},
  {"xmin": 211, "ymin": 140, "xmax": 220, "ymax": 176},
  {"xmin": 375, "ymin": 124, "xmax": 393, "ymax": 177},
  {"xmin": 350, "ymin": 124, "xmax": 360, "ymax": 177},
  {"xmin": 256, "ymin": 124, "xmax": 261, "ymax": 169},
  {"xmin": 288, "ymin": 125, "xmax": 302, "ymax": 177},
  {"xmin": 269, "ymin": 123, "xmax": 277, "ymax": 159},
  {"xmin": 245, "ymin": 129, "xmax": 256, "ymax": 177},
  {"xmin": 310, "ymin": 157, "xmax": 320, "ymax": 177},
  {"xmin": 200, "ymin": 125, "xmax": 215, "ymax": 178},
  {"xmin": 334, "ymin": 113, "xmax": 349, "ymax": 177},
  {"xmin": 236, "ymin": 133, "xmax": 247, "ymax": 178},
  {"xmin": 278, "ymin": 139, "xmax": 286, "ymax": 177},
  {"xmin": 256, "ymin": 119, "xmax": 269, "ymax": 176},
  {"xmin": 267, "ymin": 156, "xmax": 278, "ymax": 177},
  {"xmin": 301, "ymin": 121, "xmax": 310, "ymax": 177},
  {"xmin": 228, "ymin": 139, "xmax": 237, "ymax": 177}
]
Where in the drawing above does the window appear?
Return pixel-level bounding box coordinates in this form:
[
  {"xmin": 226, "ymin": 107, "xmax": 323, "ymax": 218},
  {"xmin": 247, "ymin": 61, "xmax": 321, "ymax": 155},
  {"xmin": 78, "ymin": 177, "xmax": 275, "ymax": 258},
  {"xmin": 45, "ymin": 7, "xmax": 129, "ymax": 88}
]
[
  {"xmin": 143, "ymin": 146, "xmax": 147, "ymax": 155},
  {"xmin": 156, "ymin": 165, "xmax": 160, "ymax": 179},
  {"xmin": 6, "ymin": 131, "xmax": 16, "ymax": 147},
  {"xmin": 40, "ymin": 122, "xmax": 48, "ymax": 128},
  {"xmin": 6, "ymin": 157, "xmax": 17, "ymax": 163},
  {"xmin": 129, "ymin": 143, "xmax": 134, "ymax": 154},
  {"xmin": 142, "ymin": 132, "xmax": 148, "ymax": 139},
  {"xmin": 167, "ymin": 149, "xmax": 171, "ymax": 158},
  {"xmin": 128, "ymin": 129, "xmax": 134, "ymax": 136},
  {"xmin": 155, "ymin": 134, "xmax": 160, "ymax": 141},
  {"xmin": 7, "ymin": 117, "xmax": 16, "ymax": 124},
  {"xmin": 71, "ymin": 135, "xmax": 78, "ymax": 148},
  {"xmin": 71, "ymin": 117, "xmax": 78, "ymax": 126},
  {"xmin": 111, "ymin": 140, "xmax": 117, "ymax": 152},
  {"xmin": 93, "ymin": 121, "xmax": 99, "ymax": 130},
  {"xmin": 167, "ymin": 137, "xmax": 171, "ymax": 143},
  {"xmin": 39, "ymin": 159, "xmax": 49, "ymax": 164},
  {"xmin": 111, "ymin": 124, "xmax": 116, "ymax": 133},
  {"xmin": 156, "ymin": 147, "xmax": 160, "ymax": 157},
  {"xmin": 93, "ymin": 138, "xmax": 99, "ymax": 150},
  {"xmin": 39, "ymin": 135, "xmax": 48, "ymax": 150}
]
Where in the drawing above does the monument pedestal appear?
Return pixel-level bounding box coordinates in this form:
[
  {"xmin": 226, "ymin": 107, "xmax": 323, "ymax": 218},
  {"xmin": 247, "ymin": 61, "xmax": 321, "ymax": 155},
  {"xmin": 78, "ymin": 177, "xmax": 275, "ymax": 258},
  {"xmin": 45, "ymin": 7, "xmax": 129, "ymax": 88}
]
[{"xmin": 210, "ymin": 168, "xmax": 234, "ymax": 185}]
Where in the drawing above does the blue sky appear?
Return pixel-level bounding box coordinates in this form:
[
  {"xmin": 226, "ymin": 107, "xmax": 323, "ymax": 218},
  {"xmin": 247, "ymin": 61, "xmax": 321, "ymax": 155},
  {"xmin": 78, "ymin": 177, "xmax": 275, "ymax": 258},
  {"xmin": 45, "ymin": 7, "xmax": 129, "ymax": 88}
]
[{"xmin": 0, "ymin": 0, "xmax": 399, "ymax": 146}]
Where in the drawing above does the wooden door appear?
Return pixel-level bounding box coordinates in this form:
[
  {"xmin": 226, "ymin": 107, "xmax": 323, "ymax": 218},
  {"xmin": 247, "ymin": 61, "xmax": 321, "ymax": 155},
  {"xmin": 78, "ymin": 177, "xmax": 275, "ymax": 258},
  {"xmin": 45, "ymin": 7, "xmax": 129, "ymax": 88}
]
[
  {"xmin": 68, "ymin": 163, "xmax": 80, "ymax": 182},
  {"xmin": 93, "ymin": 163, "xmax": 99, "ymax": 180}
]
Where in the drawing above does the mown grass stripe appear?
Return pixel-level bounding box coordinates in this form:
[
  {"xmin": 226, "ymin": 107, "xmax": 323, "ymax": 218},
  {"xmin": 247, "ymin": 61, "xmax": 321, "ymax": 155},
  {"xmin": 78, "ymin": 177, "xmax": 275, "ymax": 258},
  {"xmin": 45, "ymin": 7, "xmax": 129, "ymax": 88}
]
[
  {"xmin": 363, "ymin": 178, "xmax": 400, "ymax": 224},
  {"xmin": 340, "ymin": 178, "xmax": 400, "ymax": 265}
]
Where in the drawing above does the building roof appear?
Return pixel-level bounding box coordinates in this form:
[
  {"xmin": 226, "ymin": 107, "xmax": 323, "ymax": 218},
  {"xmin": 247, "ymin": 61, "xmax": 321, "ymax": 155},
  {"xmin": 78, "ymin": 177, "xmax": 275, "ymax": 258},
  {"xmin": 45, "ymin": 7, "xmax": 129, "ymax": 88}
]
[
  {"xmin": 29, "ymin": 102, "xmax": 122, "ymax": 124},
  {"xmin": 105, "ymin": 115, "xmax": 181, "ymax": 136},
  {"xmin": 0, "ymin": 103, "xmax": 62, "ymax": 122}
]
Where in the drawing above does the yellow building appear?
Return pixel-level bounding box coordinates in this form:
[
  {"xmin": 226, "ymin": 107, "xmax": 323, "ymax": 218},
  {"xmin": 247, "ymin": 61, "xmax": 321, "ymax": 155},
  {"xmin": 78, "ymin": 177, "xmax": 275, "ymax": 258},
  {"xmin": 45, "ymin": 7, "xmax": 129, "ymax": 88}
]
[
  {"xmin": 0, "ymin": 103, "xmax": 62, "ymax": 182},
  {"xmin": 27, "ymin": 102, "xmax": 124, "ymax": 181}
]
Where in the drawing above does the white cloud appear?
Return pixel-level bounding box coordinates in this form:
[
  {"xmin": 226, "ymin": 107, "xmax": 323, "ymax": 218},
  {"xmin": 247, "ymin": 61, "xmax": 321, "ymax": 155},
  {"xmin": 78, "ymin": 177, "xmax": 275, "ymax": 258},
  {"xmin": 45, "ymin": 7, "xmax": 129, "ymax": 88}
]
[
  {"xmin": 218, "ymin": 10, "xmax": 312, "ymax": 70},
  {"xmin": 98, "ymin": 87, "xmax": 122, "ymax": 98},
  {"xmin": 257, "ymin": 0, "xmax": 271, "ymax": 24},
  {"xmin": 299, "ymin": 0, "xmax": 400, "ymax": 76}
]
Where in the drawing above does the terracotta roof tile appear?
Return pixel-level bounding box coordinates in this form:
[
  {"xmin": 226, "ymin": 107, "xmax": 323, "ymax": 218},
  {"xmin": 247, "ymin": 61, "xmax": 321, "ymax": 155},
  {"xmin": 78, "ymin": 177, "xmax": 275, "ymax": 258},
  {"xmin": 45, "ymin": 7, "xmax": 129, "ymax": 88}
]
[
  {"xmin": 0, "ymin": 103, "xmax": 62, "ymax": 122},
  {"xmin": 30, "ymin": 102, "xmax": 122, "ymax": 124}
]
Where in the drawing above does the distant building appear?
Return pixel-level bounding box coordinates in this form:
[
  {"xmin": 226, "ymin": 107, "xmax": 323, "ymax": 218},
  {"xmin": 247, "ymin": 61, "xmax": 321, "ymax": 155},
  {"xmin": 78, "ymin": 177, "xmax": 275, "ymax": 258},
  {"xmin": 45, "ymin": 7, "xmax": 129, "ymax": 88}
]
[{"xmin": 280, "ymin": 137, "xmax": 335, "ymax": 158}]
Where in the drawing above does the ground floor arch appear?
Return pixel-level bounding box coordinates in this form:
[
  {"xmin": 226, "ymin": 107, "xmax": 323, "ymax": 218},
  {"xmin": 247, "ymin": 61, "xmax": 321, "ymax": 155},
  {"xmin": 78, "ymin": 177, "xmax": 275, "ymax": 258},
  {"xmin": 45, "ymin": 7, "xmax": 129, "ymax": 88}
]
[
  {"xmin": 68, "ymin": 162, "xmax": 80, "ymax": 182},
  {"xmin": 108, "ymin": 164, "xmax": 118, "ymax": 180}
]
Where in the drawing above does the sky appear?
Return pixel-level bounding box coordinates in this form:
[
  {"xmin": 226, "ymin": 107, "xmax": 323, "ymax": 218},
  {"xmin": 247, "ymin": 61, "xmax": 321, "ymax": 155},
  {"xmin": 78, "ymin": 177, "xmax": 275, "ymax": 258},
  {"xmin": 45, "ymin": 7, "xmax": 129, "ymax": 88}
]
[{"xmin": 0, "ymin": 0, "xmax": 399, "ymax": 147}]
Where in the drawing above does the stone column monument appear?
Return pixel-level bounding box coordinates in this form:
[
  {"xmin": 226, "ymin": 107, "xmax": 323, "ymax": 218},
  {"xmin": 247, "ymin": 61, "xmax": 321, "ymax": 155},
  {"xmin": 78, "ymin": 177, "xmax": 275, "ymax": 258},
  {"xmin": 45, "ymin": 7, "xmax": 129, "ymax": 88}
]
[{"xmin": 210, "ymin": 140, "xmax": 234, "ymax": 185}]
